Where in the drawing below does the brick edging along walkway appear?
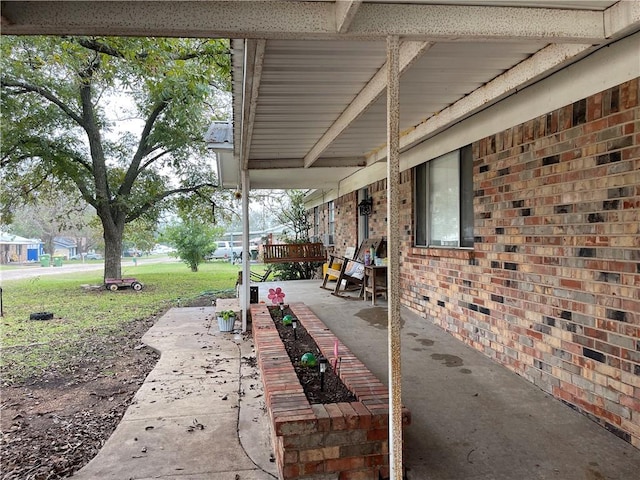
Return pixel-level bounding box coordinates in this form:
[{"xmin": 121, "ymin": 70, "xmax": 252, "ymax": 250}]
[{"xmin": 251, "ymin": 302, "xmax": 410, "ymax": 480}]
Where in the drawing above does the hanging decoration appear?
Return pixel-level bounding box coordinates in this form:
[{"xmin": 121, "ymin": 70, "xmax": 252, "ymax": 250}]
[{"xmin": 358, "ymin": 197, "xmax": 373, "ymax": 216}]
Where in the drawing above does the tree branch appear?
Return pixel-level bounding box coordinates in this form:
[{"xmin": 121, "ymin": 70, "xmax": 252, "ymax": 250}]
[
  {"xmin": 0, "ymin": 77, "xmax": 84, "ymax": 126},
  {"xmin": 125, "ymin": 182, "xmax": 218, "ymax": 222},
  {"xmin": 119, "ymin": 100, "xmax": 169, "ymax": 196},
  {"xmin": 77, "ymin": 37, "xmax": 230, "ymax": 62},
  {"xmin": 76, "ymin": 53, "xmax": 113, "ymax": 212},
  {"xmin": 77, "ymin": 38, "xmax": 125, "ymax": 58},
  {"xmin": 139, "ymin": 148, "xmax": 175, "ymax": 172}
]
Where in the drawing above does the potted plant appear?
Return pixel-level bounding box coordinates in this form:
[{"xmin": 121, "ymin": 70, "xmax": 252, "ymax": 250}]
[{"xmin": 217, "ymin": 310, "xmax": 236, "ymax": 332}]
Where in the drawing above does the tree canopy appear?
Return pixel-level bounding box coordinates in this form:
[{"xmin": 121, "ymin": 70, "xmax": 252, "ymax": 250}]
[
  {"xmin": 163, "ymin": 221, "xmax": 222, "ymax": 272},
  {"xmin": 271, "ymin": 190, "xmax": 320, "ymax": 280},
  {"xmin": 1, "ymin": 35, "xmax": 231, "ymax": 279}
]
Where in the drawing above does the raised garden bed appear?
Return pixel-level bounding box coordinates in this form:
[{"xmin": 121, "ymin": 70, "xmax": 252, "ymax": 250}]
[
  {"xmin": 270, "ymin": 305, "xmax": 356, "ymax": 405},
  {"xmin": 251, "ymin": 302, "xmax": 410, "ymax": 480}
]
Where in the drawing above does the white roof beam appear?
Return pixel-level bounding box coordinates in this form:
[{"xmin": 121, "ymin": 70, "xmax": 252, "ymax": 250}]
[
  {"xmin": 335, "ymin": 0, "xmax": 362, "ymax": 34},
  {"xmin": 304, "ymin": 40, "xmax": 432, "ymax": 168},
  {"xmin": 1, "ymin": 1, "xmax": 609, "ymax": 43},
  {"xmin": 249, "ymin": 157, "xmax": 367, "ymax": 169},
  {"xmin": 605, "ymin": 0, "xmax": 640, "ymax": 39},
  {"xmin": 240, "ymin": 40, "xmax": 266, "ymax": 171}
]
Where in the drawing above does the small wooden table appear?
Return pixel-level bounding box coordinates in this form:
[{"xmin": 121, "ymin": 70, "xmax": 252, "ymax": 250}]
[{"xmin": 362, "ymin": 265, "xmax": 387, "ymax": 305}]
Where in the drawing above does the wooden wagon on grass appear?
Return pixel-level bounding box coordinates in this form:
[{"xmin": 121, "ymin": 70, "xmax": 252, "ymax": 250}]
[{"xmin": 105, "ymin": 277, "xmax": 143, "ymax": 291}]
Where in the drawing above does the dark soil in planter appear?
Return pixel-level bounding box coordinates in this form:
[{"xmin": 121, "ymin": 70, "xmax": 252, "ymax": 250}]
[{"xmin": 269, "ymin": 306, "xmax": 356, "ymax": 405}]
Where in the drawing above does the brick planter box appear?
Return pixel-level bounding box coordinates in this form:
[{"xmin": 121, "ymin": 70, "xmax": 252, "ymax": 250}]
[{"xmin": 251, "ymin": 302, "xmax": 410, "ymax": 480}]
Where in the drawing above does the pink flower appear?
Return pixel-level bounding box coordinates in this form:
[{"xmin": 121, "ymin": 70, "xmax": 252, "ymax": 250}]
[{"xmin": 267, "ymin": 287, "xmax": 286, "ymax": 305}]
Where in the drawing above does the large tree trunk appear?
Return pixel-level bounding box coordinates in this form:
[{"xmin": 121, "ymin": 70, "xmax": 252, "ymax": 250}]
[
  {"xmin": 103, "ymin": 220, "xmax": 124, "ymax": 281},
  {"xmin": 43, "ymin": 236, "xmax": 55, "ymax": 255}
]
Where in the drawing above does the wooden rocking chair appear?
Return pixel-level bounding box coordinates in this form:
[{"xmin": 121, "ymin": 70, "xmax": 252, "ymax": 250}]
[
  {"xmin": 325, "ymin": 238, "xmax": 386, "ymax": 298},
  {"xmin": 321, "ymin": 246, "xmax": 355, "ymax": 290}
]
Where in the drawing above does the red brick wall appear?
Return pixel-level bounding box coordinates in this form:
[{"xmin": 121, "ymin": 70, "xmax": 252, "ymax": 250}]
[
  {"xmin": 310, "ymin": 184, "xmax": 392, "ymax": 256},
  {"xmin": 310, "ymin": 78, "xmax": 640, "ymax": 448},
  {"xmin": 403, "ymin": 78, "xmax": 640, "ymax": 447},
  {"xmin": 335, "ymin": 192, "xmax": 358, "ymax": 252}
]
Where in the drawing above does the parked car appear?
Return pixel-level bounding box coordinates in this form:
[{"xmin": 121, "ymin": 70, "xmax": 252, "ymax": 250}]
[
  {"xmin": 206, "ymin": 241, "xmax": 258, "ymax": 261},
  {"xmin": 68, "ymin": 252, "xmax": 102, "ymax": 260}
]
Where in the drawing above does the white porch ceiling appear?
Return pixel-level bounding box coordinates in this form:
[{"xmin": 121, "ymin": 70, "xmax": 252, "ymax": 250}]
[{"xmin": 2, "ymin": 1, "xmax": 639, "ymax": 190}]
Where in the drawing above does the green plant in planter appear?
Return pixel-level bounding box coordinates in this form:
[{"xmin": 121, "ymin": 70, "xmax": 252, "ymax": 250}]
[
  {"xmin": 219, "ymin": 310, "xmax": 236, "ymax": 320},
  {"xmin": 217, "ymin": 309, "xmax": 237, "ymax": 332}
]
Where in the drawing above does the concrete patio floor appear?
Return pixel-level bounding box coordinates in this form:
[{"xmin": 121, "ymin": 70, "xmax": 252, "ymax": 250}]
[
  {"xmin": 75, "ymin": 279, "xmax": 640, "ymax": 480},
  {"xmin": 261, "ymin": 280, "xmax": 640, "ymax": 480}
]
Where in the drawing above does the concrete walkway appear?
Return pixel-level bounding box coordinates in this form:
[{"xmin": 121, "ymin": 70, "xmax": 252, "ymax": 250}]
[
  {"xmin": 73, "ymin": 306, "xmax": 278, "ymax": 480},
  {"xmin": 76, "ymin": 280, "xmax": 640, "ymax": 480}
]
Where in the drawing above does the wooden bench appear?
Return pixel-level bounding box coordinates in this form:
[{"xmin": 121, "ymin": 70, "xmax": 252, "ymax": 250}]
[{"xmin": 262, "ymin": 242, "xmax": 326, "ymax": 263}]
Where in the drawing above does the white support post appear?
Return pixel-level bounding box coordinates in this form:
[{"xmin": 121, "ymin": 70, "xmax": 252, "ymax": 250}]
[
  {"xmin": 241, "ymin": 168, "xmax": 250, "ymax": 333},
  {"xmin": 386, "ymin": 35, "xmax": 402, "ymax": 480}
]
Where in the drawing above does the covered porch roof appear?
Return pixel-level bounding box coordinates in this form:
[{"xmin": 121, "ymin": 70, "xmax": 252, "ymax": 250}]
[
  {"xmin": 214, "ymin": 0, "xmax": 638, "ymax": 190},
  {"xmin": 3, "ymin": 1, "xmax": 639, "ymax": 190}
]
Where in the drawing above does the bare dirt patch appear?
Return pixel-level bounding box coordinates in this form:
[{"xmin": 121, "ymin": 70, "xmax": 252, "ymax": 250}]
[
  {"xmin": 0, "ymin": 291, "xmax": 234, "ymax": 479},
  {"xmin": 0, "ymin": 316, "xmax": 161, "ymax": 479}
]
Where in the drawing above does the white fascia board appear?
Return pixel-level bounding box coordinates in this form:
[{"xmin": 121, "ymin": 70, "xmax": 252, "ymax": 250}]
[
  {"xmin": 249, "ymin": 157, "xmax": 366, "ymax": 169},
  {"xmin": 315, "ymin": 161, "xmax": 388, "ymax": 203},
  {"xmin": 248, "ymin": 167, "xmax": 361, "ymax": 190},
  {"xmin": 240, "ymin": 40, "xmax": 266, "ymax": 171},
  {"xmin": 232, "ymin": 40, "xmax": 246, "ymax": 160},
  {"xmin": 1, "ymin": 1, "xmax": 606, "ymax": 43},
  {"xmin": 216, "ymin": 151, "xmax": 240, "ymax": 189},
  {"xmin": 304, "ymin": 189, "xmax": 336, "ymax": 209}
]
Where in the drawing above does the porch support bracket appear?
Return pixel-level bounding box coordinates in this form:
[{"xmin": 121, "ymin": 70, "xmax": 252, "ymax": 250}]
[{"xmin": 335, "ymin": 0, "xmax": 362, "ymax": 34}]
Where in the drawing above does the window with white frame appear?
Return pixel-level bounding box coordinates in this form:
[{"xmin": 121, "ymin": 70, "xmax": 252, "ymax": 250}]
[
  {"xmin": 327, "ymin": 201, "xmax": 335, "ymax": 245},
  {"xmin": 415, "ymin": 145, "xmax": 473, "ymax": 248}
]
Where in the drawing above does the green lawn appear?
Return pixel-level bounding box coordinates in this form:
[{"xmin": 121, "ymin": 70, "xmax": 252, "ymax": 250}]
[{"xmin": 0, "ymin": 261, "xmax": 264, "ymax": 383}]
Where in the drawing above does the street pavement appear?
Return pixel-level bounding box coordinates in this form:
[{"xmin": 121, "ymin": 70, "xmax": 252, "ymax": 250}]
[{"xmin": 0, "ymin": 256, "xmax": 178, "ymax": 282}]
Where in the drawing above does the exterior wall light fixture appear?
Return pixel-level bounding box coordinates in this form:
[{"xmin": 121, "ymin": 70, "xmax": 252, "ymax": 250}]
[{"xmin": 358, "ymin": 198, "xmax": 373, "ymax": 216}]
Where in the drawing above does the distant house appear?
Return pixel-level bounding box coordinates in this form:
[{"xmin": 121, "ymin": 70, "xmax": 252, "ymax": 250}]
[
  {"xmin": 0, "ymin": 231, "xmax": 43, "ymax": 264},
  {"xmin": 53, "ymin": 237, "xmax": 78, "ymax": 260}
]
